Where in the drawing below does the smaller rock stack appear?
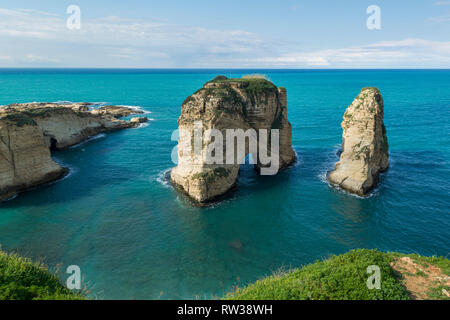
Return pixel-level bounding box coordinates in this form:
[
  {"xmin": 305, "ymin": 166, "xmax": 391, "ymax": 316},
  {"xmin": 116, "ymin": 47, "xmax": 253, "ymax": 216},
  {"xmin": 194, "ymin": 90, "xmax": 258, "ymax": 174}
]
[{"xmin": 328, "ymin": 87, "xmax": 389, "ymax": 196}]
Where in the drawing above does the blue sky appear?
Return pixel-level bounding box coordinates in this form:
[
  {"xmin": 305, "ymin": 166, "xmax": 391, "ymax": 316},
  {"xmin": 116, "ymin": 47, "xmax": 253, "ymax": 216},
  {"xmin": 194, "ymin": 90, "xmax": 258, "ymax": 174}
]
[{"xmin": 0, "ymin": 0, "xmax": 449, "ymax": 68}]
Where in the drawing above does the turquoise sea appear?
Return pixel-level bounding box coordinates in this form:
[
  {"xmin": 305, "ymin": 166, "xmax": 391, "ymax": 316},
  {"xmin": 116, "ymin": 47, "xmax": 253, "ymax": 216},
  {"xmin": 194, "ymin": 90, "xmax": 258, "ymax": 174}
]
[{"xmin": 0, "ymin": 69, "xmax": 449, "ymax": 299}]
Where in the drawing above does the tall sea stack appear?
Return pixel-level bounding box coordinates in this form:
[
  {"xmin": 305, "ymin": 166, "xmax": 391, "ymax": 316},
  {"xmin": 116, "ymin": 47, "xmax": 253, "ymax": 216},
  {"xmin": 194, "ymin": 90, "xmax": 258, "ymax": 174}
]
[
  {"xmin": 328, "ymin": 87, "xmax": 389, "ymax": 196},
  {"xmin": 171, "ymin": 76, "xmax": 296, "ymax": 204}
]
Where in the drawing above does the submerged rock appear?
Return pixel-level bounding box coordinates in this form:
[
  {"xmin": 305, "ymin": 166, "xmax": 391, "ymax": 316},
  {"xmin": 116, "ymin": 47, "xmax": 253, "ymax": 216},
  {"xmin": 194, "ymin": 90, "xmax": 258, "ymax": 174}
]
[
  {"xmin": 328, "ymin": 87, "xmax": 389, "ymax": 196},
  {"xmin": 229, "ymin": 240, "xmax": 244, "ymax": 250},
  {"xmin": 171, "ymin": 76, "xmax": 296, "ymax": 204},
  {"xmin": 0, "ymin": 102, "xmax": 144, "ymax": 201}
]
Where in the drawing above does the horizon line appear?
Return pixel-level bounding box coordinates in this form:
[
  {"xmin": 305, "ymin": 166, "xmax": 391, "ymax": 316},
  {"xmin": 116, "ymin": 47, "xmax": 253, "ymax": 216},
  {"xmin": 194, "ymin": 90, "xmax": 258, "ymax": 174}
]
[{"xmin": 0, "ymin": 67, "xmax": 449, "ymax": 70}]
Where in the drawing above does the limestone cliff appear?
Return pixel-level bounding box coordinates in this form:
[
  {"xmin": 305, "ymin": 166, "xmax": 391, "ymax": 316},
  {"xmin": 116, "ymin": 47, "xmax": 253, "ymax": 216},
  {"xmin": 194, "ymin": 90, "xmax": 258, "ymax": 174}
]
[
  {"xmin": 171, "ymin": 76, "xmax": 296, "ymax": 204},
  {"xmin": 91, "ymin": 105, "xmax": 144, "ymax": 118},
  {"xmin": 328, "ymin": 87, "xmax": 389, "ymax": 196},
  {"xmin": 0, "ymin": 121, "xmax": 66, "ymax": 201},
  {"xmin": 0, "ymin": 103, "xmax": 147, "ymax": 201}
]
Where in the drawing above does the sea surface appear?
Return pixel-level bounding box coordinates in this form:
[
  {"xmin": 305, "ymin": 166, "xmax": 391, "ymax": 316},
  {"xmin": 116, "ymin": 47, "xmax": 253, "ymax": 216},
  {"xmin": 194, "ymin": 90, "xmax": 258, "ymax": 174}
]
[{"xmin": 0, "ymin": 69, "xmax": 449, "ymax": 299}]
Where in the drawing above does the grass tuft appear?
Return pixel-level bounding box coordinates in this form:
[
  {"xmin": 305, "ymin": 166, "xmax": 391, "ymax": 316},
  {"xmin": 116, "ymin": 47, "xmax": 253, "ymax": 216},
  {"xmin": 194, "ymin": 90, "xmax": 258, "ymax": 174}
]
[{"xmin": 0, "ymin": 250, "xmax": 85, "ymax": 300}]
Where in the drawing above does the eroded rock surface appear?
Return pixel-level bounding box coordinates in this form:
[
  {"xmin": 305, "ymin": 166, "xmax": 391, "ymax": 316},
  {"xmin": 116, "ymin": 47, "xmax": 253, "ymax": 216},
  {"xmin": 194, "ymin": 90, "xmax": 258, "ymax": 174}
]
[
  {"xmin": 171, "ymin": 76, "xmax": 296, "ymax": 204},
  {"xmin": 0, "ymin": 102, "xmax": 146, "ymax": 201},
  {"xmin": 328, "ymin": 87, "xmax": 389, "ymax": 196},
  {"xmin": 92, "ymin": 105, "xmax": 144, "ymax": 118}
]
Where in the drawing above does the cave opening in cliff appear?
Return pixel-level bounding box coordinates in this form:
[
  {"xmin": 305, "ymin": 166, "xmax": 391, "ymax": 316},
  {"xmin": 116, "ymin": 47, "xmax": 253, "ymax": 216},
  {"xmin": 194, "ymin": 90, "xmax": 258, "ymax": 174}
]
[{"xmin": 49, "ymin": 137, "xmax": 58, "ymax": 151}]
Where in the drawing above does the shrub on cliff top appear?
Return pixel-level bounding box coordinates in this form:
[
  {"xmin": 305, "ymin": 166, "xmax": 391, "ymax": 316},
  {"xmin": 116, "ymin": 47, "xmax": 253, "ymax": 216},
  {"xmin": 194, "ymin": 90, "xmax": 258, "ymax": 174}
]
[
  {"xmin": 0, "ymin": 113, "xmax": 36, "ymax": 127},
  {"xmin": 242, "ymin": 74, "xmax": 268, "ymax": 80},
  {"xmin": 213, "ymin": 75, "xmax": 228, "ymax": 81},
  {"xmin": 225, "ymin": 249, "xmax": 411, "ymax": 300},
  {"xmin": 23, "ymin": 107, "xmax": 70, "ymax": 118},
  {"xmin": 0, "ymin": 250, "xmax": 84, "ymax": 300}
]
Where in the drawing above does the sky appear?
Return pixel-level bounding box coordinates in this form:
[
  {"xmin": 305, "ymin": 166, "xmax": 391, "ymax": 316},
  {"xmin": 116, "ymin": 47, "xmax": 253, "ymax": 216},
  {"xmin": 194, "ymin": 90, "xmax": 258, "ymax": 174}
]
[{"xmin": 0, "ymin": 0, "xmax": 449, "ymax": 68}]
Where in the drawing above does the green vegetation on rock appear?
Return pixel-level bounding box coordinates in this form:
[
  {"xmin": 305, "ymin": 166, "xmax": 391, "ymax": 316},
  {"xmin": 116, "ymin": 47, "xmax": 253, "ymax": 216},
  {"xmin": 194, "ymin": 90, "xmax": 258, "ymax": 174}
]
[
  {"xmin": 0, "ymin": 113, "xmax": 37, "ymax": 127},
  {"xmin": 362, "ymin": 87, "xmax": 380, "ymax": 94},
  {"xmin": 208, "ymin": 76, "xmax": 277, "ymax": 104},
  {"xmin": 182, "ymin": 96, "xmax": 195, "ymax": 106},
  {"xmin": 0, "ymin": 250, "xmax": 84, "ymax": 300},
  {"xmin": 225, "ymin": 249, "xmax": 450, "ymax": 300},
  {"xmin": 204, "ymin": 86, "xmax": 244, "ymax": 106},
  {"xmin": 0, "ymin": 106, "xmax": 76, "ymax": 127},
  {"xmin": 192, "ymin": 167, "xmax": 230, "ymax": 183},
  {"xmin": 22, "ymin": 107, "xmax": 69, "ymax": 118}
]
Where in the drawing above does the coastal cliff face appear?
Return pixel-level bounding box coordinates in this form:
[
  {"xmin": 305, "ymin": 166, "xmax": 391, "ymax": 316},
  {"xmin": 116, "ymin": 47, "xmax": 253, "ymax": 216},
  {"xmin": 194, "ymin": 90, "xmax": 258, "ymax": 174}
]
[
  {"xmin": 0, "ymin": 103, "xmax": 146, "ymax": 201},
  {"xmin": 0, "ymin": 120, "xmax": 66, "ymax": 201},
  {"xmin": 171, "ymin": 76, "xmax": 296, "ymax": 203},
  {"xmin": 328, "ymin": 87, "xmax": 389, "ymax": 196}
]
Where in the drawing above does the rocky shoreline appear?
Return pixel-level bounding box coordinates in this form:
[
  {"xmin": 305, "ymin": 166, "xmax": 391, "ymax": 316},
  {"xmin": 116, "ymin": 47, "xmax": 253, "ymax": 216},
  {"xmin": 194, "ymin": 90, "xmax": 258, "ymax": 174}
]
[{"xmin": 0, "ymin": 102, "xmax": 148, "ymax": 202}]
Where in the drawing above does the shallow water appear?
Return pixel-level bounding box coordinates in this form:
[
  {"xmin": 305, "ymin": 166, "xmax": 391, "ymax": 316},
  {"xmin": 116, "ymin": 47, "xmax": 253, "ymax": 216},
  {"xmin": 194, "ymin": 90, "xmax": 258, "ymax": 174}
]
[{"xmin": 0, "ymin": 69, "xmax": 449, "ymax": 299}]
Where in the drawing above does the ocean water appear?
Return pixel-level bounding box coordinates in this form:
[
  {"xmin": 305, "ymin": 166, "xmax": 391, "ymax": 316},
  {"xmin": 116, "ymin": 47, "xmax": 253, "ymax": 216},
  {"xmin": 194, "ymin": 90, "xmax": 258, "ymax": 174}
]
[{"xmin": 0, "ymin": 69, "xmax": 448, "ymax": 299}]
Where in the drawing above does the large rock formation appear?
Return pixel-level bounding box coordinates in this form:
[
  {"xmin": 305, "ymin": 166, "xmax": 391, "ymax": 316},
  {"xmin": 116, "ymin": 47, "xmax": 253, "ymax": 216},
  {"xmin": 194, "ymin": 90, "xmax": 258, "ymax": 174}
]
[
  {"xmin": 0, "ymin": 102, "xmax": 147, "ymax": 201},
  {"xmin": 171, "ymin": 76, "xmax": 296, "ymax": 204},
  {"xmin": 328, "ymin": 87, "xmax": 389, "ymax": 196}
]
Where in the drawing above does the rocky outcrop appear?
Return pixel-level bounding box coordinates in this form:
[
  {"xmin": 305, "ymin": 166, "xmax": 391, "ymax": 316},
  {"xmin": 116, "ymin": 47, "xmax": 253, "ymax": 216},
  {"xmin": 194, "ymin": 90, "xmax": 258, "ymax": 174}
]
[
  {"xmin": 0, "ymin": 103, "xmax": 147, "ymax": 201},
  {"xmin": 0, "ymin": 121, "xmax": 67, "ymax": 201},
  {"xmin": 91, "ymin": 105, "xmax": 144, "ymax": 118},
  {"xmin": 328, "ymin": 87, "xmax": 389, "ymax": 196},
  {"xmin": 171, "ymin": 76, "xmax": 296, "ymax": 204},
  {"xmin": 131, "ymin": 117, "xmax": 148, "ymax": 124}
]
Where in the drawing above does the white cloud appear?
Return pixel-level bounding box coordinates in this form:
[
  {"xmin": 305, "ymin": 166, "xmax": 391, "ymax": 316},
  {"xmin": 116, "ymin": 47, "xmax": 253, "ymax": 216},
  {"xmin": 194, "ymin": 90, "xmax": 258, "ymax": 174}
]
[
  {"xmin": 430, "ymin": 1, "xmax": 450, "ymax": 22},
  {"xmin": 433, "ymin": 1, "xmax": 450, "ymax": 5},
  {"xmin": 22, "ymin": 54, "xmax": 59, "ymax": 63},
  {"xmin": 428, "ymin": 14, "xmax": 450, "ymax": 23},
  {"xmin": 249, "ymin": 39, "xmax": 450, "ymax": 68},
  {"xmin": 0, "ymin": 55, "xmax": 12, "ymax": 62},
  {"xmin": 0, "ymin": 8, "xmax": 272, "ymax": 67},
  {"xmin": 0, "ymin": 8, "xmax": 449, "ymax": 68}
]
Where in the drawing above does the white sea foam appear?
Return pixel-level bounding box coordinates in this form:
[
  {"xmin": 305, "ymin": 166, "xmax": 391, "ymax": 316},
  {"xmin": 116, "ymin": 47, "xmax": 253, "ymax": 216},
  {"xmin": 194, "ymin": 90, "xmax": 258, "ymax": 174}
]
[
  {"xmin": 318, "ymin": 144, "xmax": 379, "ymax": 199},
  {"xmin": 292, "ymin": 148, "xmax": 302, "ymax": 167},
  {"xmin": 156, "ymin": 168, "xmax": 172, "ymax": 188},
  {"xmin": 51, "ymin": 157, "xmax": 78, "ymax": 181},
  {"xmin": 117, "ymin": 105, "xmax": 152, "ymax": 114},
  {"xmin": 317, "ymin": 144, "xmax": 340, "ymax": 183},
  {"xmin": 133, "ymin": 123, "xmax": 149, "ymax": 129},
  {"xmin": 68, "ymin": 133, "xmax": 106, "ymax": 149},
  {"xmin": 2, "ymin": 194, "xmax": 18, "ymax": 202},
  {"xmin": 53, "ymin": 100, "xmax": 73, "ymax": 104},
  {"xmin": 132, "ymin": 120, "xmax": 154, "ymax": 129}
]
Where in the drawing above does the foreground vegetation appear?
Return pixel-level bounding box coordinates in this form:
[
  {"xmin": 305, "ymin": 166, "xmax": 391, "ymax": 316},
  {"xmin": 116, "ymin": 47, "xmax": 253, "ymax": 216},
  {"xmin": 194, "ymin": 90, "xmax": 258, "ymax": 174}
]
[
  {"xmin": 0, "ymin": 250, "xmax": 83, "ymax": 300},
  {"xmin": 1, "ymin": 248, "xmax": 448, "ymax": 300},
  {"xmin": 225, "ymin": 249, "xmax": 450, "ymax": 300}
]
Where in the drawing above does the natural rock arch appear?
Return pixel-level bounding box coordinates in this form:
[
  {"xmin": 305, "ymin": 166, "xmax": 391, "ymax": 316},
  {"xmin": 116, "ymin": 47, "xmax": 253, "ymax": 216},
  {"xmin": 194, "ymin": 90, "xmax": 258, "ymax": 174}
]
[{"xmin": 171, "ymin": 76, "xmax": 296, "ymax": 204}]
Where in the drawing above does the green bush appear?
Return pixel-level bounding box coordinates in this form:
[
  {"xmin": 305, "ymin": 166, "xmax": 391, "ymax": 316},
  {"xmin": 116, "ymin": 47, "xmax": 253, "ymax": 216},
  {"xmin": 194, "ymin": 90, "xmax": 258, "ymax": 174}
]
[
  {"xmin": 0, "ymin": 251, "xmax": 84, "ymax": 300},
  {"xmin": 192, "ymin": 167, "xmax": 230, "ymax": 183},
  {"xmin": 0, "ymin": 113, "xmax": 36, "ymax": 127},
  {"xmin": 225, "ymin": 249, "xmax": 411, "ymax": 300}
]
